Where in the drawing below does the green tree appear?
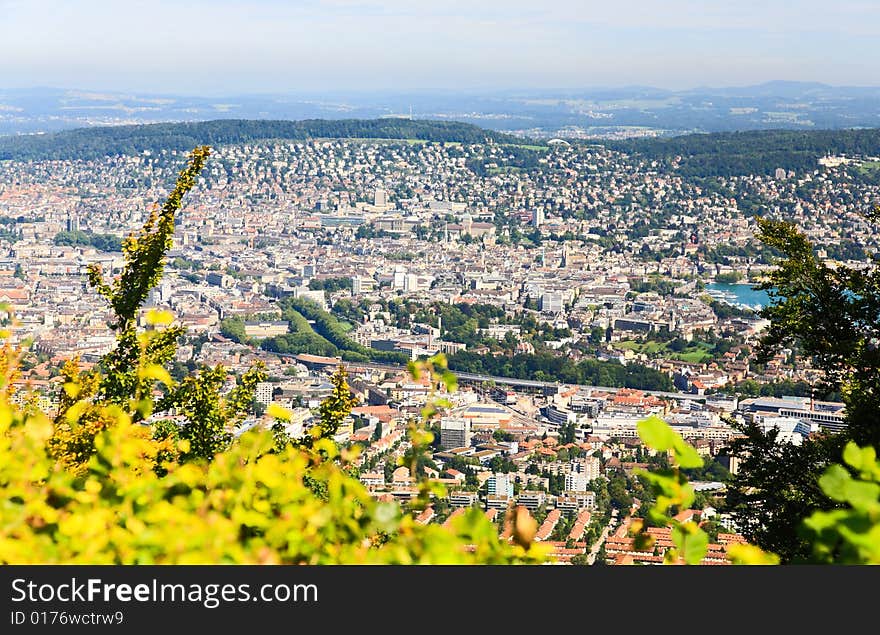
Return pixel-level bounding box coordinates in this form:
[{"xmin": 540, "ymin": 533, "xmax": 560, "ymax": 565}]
[
  {"xmin": 1, "ymin": 147, "xmax": 547, "ymax": 566},
  {"xmin": 220, "ymin": 316, "xmax": 248, "ymax": 343},
  {"xmin": 559, "ymin": 421, "xmax": 576, "ymax": 445},
  {"xmin": 726, "ymin": 213, "xmax": 880, "ymax": 562},
  {"xmin": 157, "ymin": 363, "xmax": 266, "ymax": 461},
  {"xmin": 50, "ymin": 147, "xmax": 264, "ymax": 470},
  {"xmin": 592, "ymin": 544, "xmax": 607, "ymax": 565},
  {"xmin": 493, "ymin": 429, "xmax": 514, "ymax": 442},
  {"xmin": 309, "ymin": 276, "xmax": 353, "ymax": 293},
  {"xmin": 570, "ymin": 553, "xmax": 590, "ymax": 566},
  {"xmin": 317, "ymin": 365, "xmax": 358, "ymax": 441},
  {"xmin": 714, "ymin": 272, "xmax": 743, "ymax": 283}
]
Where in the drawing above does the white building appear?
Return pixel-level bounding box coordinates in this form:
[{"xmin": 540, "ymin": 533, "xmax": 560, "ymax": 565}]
[
  {"xmin": 516, "ymin": 491, "xmax": 547, "ymax": 511},
  {"xmin": 485, "ymin": 495, "xmax": 512, "ymax": 510},
  {"xmin": 486, "ymin": 473, "xmax": 514, "ymax": 498},
  {"xmin": 352, "ymin": 276, "xmax": 376, "ymax": 295},
  {"xmin": 564, "ymin": 471, "xmax": 589, "ymax": 493},
  {"xmin": 292, "ymin": 285, "xmax": 327, "ymax": 309},
  {"xmin": 540, "ymin": 292, "xmax": 564, "ymax": 313},
  {"xmin": 449, "ymin": 491, "xmax": 479, "ymax": 508},
  {"xmin": 573, "ymin": 456, "xmax": 602, "ymax": 482},
  {"xmin": 440, "ymin": 417, "xmax": 472, "ymax": 450},
  {"xmin": 556, "ymin": 492, "xmax": 596, "ymax": 513},
  {"xmin": 392, "ymin": 265, "xmax": 406, "ymax": 289},
  {"xmin": 755, "ymin": 415, "xmax": 809, "ymax": 446},
  {"xmin": 255, "ymin": 382, "xmax": 274, "ymax": 406}
]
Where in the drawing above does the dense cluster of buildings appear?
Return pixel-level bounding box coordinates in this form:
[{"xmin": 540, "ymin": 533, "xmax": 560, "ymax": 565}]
[{"xmin": 2, "ymin": 135, "xmax": 869, "ymax": 564}]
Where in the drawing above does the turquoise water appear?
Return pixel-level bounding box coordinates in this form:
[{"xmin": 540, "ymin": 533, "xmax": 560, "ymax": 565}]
[{"xmin": 706, "ymin": 282, "xmax": 772, "ymax": 310}]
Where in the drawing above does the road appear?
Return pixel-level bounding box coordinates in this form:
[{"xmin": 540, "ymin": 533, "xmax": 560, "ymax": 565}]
[
  {"xmin": 587, "ymin": 508, "xmax": 618, "ymax": 565},
  {"xmin": 455, "ymin": 371, "xmax": 701, "ymax": 402},
  {"xmin": 281, "ymin": 354, "xmax": 706, "ymax": 403}
]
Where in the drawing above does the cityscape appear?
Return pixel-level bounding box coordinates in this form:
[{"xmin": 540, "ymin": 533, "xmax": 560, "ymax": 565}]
[
  {"xmin": 1, "ymin": 1, "xmax": 879, "ymax": 582},
  {"xmin": 1, "ymin": 121, "xmax": 872, "ymax": 564}
]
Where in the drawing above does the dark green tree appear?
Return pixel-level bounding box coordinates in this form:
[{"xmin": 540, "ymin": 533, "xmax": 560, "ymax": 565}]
[
  {"xmin": 726, "ymin": 213, "xmax": 880, "ymax": 562},
  {"xmin": 220, "ymin": 316, "xmax": 248, "ymax": 343},
  {"xmin": 559, "ymin": 421, "xmax": 577, "ymax": 445}
]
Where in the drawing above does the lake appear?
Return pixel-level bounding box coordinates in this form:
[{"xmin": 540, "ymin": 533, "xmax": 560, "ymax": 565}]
[{"xmin": 706, "ymin": 282, "xmax": 772, "ymax": 311}]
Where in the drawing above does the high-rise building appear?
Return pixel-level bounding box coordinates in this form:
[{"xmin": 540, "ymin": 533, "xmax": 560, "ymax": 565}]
[
  {"xmin": 374, "ymin": 188, "xmax": 387, "ymax": 207},
  {"xmin": 487, "ymin": 473, "xmax": 514, "ymax": 498},
  {"xmin": 571, "ymin": 456, "xmax": 601, "ymax": 482},
  {"xmin": 352, "ymin": 276, "xmax": 376, "ymax": 295},
  {"xmin": 532, "ymin": 208, "xmax": 544, "ymax": 228},
  {"xmin": 564, "ymin": 471, "xmax": 589, "ymax": 493},
  {"xmin": 440, "ymin": 418, "xmax": 471, "ymax": 449},
  {"xmin": 255, "ymin": 382, "xmax": 274, "ymax": 406},
  {"xmin": 392, "ymin": 265, "xmax": 406, "ymax": 289},
  {"xmin": 403, "ymin": 273, "xmax": 420, "ymax": 292},
  {"xmin": 66, "ymin": 211, "xmax": 79, "ymax": 233}
]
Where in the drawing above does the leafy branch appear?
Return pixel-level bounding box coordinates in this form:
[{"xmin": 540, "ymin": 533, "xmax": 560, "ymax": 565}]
[
  {"xmin": 802, "ymin": 442, "xmax": 880, "ymax": 563},
  {"xmin": 88, "ymin": 146, "xmax": 211, "ymax": 329},
  {"xmin": 631, "ymin": 416, "xmax": 709, "ymax": 564},
  {"xmin": 50, "ymin": 147, "xmax": 264, "ymax": 468}
]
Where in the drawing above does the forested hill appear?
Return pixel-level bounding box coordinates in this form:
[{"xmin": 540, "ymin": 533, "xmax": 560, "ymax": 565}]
[
  {"xmin": 0, "ymin": 118, "xmax": 522, "ymax": 161},
  {"xmin": 604, "ymin": 128, "xmax": 880, "ymax": 177}
]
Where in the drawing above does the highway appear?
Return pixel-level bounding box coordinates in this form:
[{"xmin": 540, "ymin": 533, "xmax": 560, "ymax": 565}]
[
  {"xmin": 454, "ymin": 371, "xmax": 704, "ymax": 403},
  {"xmin": 279, "ymin": 353, "xmax": 706, "ymax": 403}
]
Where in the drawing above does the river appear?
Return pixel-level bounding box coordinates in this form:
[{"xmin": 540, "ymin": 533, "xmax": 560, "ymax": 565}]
[{"xmin": 706, "ymin": 282, "xmax": 772, "ymax": 311}]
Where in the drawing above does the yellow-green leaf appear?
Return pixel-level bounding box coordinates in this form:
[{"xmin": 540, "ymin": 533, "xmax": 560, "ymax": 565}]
[
  {"xmin": 266, "ymin": 403, "xmax": 292, "ymax": 420},
  {"xmin": 140, "ymin": 364, "xmax": 173, "ymax": 387},
  {"xmin": 819, "ymin": 464, "xmax": 852, "ymax": 502},
  {"xmin": 673, "ymin": 439, "xmax": 704, "ymax": 469},
  {"xmin": 727, "ymin": 543, "xmax": 780, "ymax": 565},
  {"xmin": 62, "ymin": 382, "xmax": 81, "ymax": 399},
  {"xmin": 672, "ymin": 522, "xmax": 709, "ymax": 565},
  {"xmin": 145, "ymin": 309, "xmax": 175, "ymax": 326},
  {"xmin": 637, "ymin": 416, "xmax": 678, "ymax": 451}
]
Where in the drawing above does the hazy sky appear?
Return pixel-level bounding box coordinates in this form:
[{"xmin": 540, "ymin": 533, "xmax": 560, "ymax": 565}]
[{"xmin": 2, "ymin": 0, "xmax": 879, "ymax": 94}]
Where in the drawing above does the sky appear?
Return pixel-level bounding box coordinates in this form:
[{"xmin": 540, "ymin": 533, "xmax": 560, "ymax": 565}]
[{"xmin": 2, "ymin": 0, "xmax": 879, "ymax": 95}]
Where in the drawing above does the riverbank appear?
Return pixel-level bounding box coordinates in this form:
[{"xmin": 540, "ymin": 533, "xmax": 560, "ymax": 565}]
[{"xmin": 706, "ymin": 282, "xmax": 771, "ymax": 311}]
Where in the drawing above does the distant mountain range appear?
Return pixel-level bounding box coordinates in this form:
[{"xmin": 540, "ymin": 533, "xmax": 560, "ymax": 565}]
[{"xmin": 3, "ymin": 82, "xmax": 880, "ymax": 138}]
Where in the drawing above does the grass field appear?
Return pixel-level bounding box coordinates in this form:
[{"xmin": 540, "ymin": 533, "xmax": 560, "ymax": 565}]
[
  {"xmin": 675, "ymin": 350, "xmax": 713, "ymax": 363},
  {"xmin": 856, "ymin": 160, "xmax": 880, "ymax": 175},
  {"xmin": 616, "ymin": 339, "xmax": 713, "ymax": 363},
  {"xmin": 487, "ymin": 166, "xmax": 524, "ymax": 174},
  {"xmin": 314, "ymin": 136, "xmax": 430, "ymax": 145},
  {"xmin": 504, "ymin": 143, "xmax": 549, "ymax": 151},
  {"xmin": 617, "ymin": 340, "xmax": 665, "ymax": 354}
]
